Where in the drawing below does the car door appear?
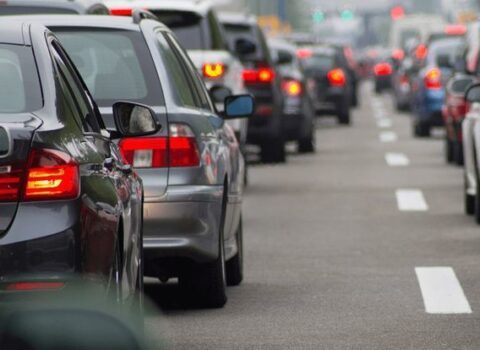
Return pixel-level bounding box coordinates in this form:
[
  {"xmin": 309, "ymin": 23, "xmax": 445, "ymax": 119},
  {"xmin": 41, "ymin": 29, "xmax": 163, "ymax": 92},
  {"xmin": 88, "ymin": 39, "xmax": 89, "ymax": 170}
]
[{"xmin": 48, "ymin": 37, "xmax": 140, "ymax": 297}]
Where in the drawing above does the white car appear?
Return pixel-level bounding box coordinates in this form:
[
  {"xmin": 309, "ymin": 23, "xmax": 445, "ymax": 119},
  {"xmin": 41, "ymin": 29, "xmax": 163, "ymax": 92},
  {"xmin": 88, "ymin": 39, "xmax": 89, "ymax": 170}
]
[
  {"xmin": 389, "ymin": 14, "xmax": 446, "ymax": 51},
  {"xmin": 105, "ymin": 0, "xmax": 249, "ymax": 147},
  {"xmin": 463, "ymin": 83, "xmax": 480, "ymax": 221}
]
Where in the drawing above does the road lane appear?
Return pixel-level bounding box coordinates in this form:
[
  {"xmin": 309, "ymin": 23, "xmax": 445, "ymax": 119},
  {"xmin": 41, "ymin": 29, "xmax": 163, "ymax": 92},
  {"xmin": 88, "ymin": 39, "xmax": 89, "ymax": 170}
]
[{"xmin": 145, "ymin": 83, "xmax": 480, "ymax": 349}]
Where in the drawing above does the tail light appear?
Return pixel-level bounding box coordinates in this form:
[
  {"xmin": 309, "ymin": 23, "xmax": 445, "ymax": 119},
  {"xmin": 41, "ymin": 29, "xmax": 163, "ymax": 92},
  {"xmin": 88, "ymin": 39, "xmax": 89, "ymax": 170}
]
[
  {"xmin": 242, "ymin": 67, "xmax": 275, "ymax": 84},
  {"xmin": 282, "ymin": 79, "xmax": 303, "ymax": 97},
  {"xmin": 4, "ymin": 281, "xmax": 65, "ymax": 291},
  {"xmin": 203, "ymin": 63, "xmax": 226, "ymax": 79},
  {"xmin": 392, "ymin": 49, "xmax": 405, "ymax": 61},
  {"xmin": 297, "ymin": 48, "xmax": 313, "ymax": 59},
  {"xmin": 110, "ymin": 8, "xmax": 133, "ymax": 16},
  {"xmin": 445, "ymin": 24, "xmax": 466, "ymax": 36},
  {"xmin": 374, "ymin": 62, "xmax": 393, "ymax": 76},
  {"xmin": 119, "ymin": 124, "xmax": 200, "ymax": 169},
  {"xmin": 415, "ymin": 44, "xmax": 428, "ymax": 60},
  {"xmin": 327, "ymin": 68, "xmax": 346, "ymax": 87},
  {"xmin": 424, "ymin": 68, "xmax": 442, "ymax": 89},
  {"xmin": 0, "ymin": 164, "xmax": 22, "ymax": 201}
]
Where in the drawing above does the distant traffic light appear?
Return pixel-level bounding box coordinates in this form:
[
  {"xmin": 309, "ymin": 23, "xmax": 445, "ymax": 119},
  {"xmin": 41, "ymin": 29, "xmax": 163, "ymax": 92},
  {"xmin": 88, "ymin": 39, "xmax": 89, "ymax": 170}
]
[
  {"xmin": 390, "ymin": 6, "xmax": 405, "ymax": 20},
  {"xmin": 340, "ymin": 9, "xmax": 354, "ymax": 21},
  {"xmin": 312, "ymin": 10, "xmax": 325, "ymax": 23}
]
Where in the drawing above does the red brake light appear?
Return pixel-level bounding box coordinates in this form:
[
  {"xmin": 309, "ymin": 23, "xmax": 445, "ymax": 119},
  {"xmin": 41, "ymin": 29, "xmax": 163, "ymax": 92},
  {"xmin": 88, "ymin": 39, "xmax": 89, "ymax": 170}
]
[
  {"xmin": 390, "ymin": 6, "xmax": 405, "ymax": 20},
  {"xmin": 296, "ymin": 48, "xmax": 313, "ymax": 59},
  {"xmin": 242, "ymin": 68, "xmax": 275, "ymax": 84},
  {"xmin": 424, "ymin": 68, "xmax": 442, "ymax": 89},
  {"xmin": 327, "ymin": 68, "xmax": 346, "ymax": 87},
  {"xmin": 415, "ymin": 44, "xmax": 428, "ymax": 60},
  {"xmin": 0, "ymin": 164, "xmax": 22, "ymax": 202},
  {"xmin": 374, "ymin": 62, "xmax": 393, "ymax": 76},
  {"xmin": 445, "ymin": 24, "xmax": 466, "ymax": 36},
  {"xmin": 5, "ymin": 281, "xmax": 65, "ymax": 291},
  {"xmin": 203, "ymin": 63, "xmax": 226, "ymax": 79},
  {"xmin": 392, "ymin": 49, "xmax": 405, "ymax": 61},
  {"xmin": 119, "ymin": 137, "xmax": 168, "ymax": 168},
  {"xmin": 23, "ymin": 149, "xmax": 79, "ymax": 201},
  {"xmin": 119, "ymin": 124, "xmax": 200, "ymax": 169},
  {"xmin": 282, "ymin": 80, "xmax": 303, "ymax": 97},
  {"xmin": 110, "ymin": 8, "xmax": 133, "ymax": 16}
]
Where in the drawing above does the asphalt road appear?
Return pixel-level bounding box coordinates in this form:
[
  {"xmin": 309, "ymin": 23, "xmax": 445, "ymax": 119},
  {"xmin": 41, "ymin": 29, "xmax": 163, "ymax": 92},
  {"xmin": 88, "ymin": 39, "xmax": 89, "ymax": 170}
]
[{"xmin": 144, "ymin": 82, "xmax": 480, "ymax": 349}]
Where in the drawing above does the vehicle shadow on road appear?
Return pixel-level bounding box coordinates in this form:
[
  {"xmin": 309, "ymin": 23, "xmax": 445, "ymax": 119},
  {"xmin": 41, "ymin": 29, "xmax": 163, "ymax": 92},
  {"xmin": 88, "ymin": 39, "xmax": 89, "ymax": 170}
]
[{"xmin": 144, "ymin": 281, "xmax": 208, "ymax": 312}]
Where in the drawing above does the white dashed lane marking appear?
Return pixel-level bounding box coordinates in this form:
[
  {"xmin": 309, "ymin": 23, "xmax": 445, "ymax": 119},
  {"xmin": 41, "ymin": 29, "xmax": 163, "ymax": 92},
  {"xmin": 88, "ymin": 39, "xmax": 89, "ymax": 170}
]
[
  {"xmin": 385, "ymin": 153, "xmax": 410, "ymax": 167},
  {"xmin": 377, "ymin": 119, "xmax": 393, "ymax": 128},
  {"xmin": 379, "ymin": 131, "xmax": 398, "ymax": 143},
  {"xmin": 396, "ymin": 189, "xmax": 428, "ymax": 211},
  {"xmin": 415, "ymin": 267, "xmax": 472, "ymax": 314}
]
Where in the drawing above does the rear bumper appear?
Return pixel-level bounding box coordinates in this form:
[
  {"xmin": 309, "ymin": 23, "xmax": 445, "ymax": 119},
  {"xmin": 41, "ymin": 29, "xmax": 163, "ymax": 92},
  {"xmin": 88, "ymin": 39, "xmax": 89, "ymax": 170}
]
[
  {"xmin": 143, "ymin": 185, "xmax": 223, "ymax": 265},
  {"xmin": 314, "ymin": 88, "xmax": 348, "ymax": 114},
  {"xmin": 417, "ymin": 89, "xmax": 445, "ymax": 123}
]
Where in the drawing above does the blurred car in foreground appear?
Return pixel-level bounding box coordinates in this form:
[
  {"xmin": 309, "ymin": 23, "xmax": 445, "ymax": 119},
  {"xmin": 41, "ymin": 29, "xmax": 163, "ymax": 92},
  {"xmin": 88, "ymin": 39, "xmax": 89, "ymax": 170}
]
[
  {"xmin": 410, "ymin": 36, "xmax": 464, "ymax": 137},
  {"xmin": 0, "ymin": 19, "xmax": 149, "ymax": 306},
  {"xmin": 269, "ymin": 39, "xmax": 316, "ymax": 153},
  {"xmin": 30, "ymin": 13, "xmax": 252, "ymax": 308},
  {"xmin": 372, "ymin": 52, "xmax": 394, "ymax": 94},
  {"xmin": 297, "ymin": 46, "xmax": 352, "ymax": 125},
  {"xmin": 0, "ymin": 0, "xmax": 109, "ymax": 14},
  {"xmin": 219, "ymin": 12, "xmax": 286, "ymax": 163}
]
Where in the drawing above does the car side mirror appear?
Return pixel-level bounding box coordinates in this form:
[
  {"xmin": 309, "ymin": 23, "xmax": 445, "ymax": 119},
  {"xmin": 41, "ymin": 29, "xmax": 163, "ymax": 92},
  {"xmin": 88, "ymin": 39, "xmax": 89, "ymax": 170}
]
[
  {"xmin": 235, "ymin": 38, "xmax": 256, "ymax": 56},
  {"xmin": 112, "ymin": 102, "xmax": 160, "ymax": 137},
  {"xmin": 437, "ymin": 54, "xmax": 452, "ymax": 69},
  {"xmin": 465, "ymin": 83, "xmax": 480, "ymax": 103},
  {"xmin": 223, "ymin": 95, "xmax": 255, "ymax": 119}
]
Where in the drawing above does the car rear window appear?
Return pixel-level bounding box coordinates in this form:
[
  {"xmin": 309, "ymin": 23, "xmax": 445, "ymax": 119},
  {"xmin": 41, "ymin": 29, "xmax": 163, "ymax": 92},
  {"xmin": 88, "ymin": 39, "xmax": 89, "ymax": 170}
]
[
  {"xmin": 223, "ymin": 23, "xmax": 268, "ymax": 63},
  {"xmin": 301, "ymin": 54, "xmax": 335, "ymax": 72},
  {"xmin": 427, "ymin": 37, "xmax": 464, "ymax": 65},
  {"xmin": 54, "ymin": 29, "xmax": 164, "ymax": 107},
  {"xmin": 0, "ymin": 44, "xmax": 42, "ymax": 114},
  {"xmin": 0, "ymin": 6, "xmax": 77, "ymax": 15}
]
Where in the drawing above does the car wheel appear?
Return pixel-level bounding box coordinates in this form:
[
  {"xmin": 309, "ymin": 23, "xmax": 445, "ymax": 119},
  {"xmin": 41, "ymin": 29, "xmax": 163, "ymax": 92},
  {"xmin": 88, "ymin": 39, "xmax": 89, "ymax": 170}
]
[
  {"xmin": 475, "ymin": 177, "xmax": 480, "ymax": 224},
  {"xmin": 414, "ymin": 122, "xmax": 430, "ymax": 137},
  {"xmin": 465, "ymin": 175, "xmax": 475, "ymax": 216},
  {"xmin": 445, "ymin": 136, "xmax": 454, "ymax": 163},
  {"xmin": 226, "ymin": 215, "xmax": 243, "ymax": 286},
  {"xmin": 260, "ymin": 139, "xmax": 286, "ymax": 163},
  {"xmin": 338, "ymin": 107, "xmax": 351, "ymax": 125},
  {"xmin": 454, "ymin": 141, "xmax": 464, "ymax": 166}
]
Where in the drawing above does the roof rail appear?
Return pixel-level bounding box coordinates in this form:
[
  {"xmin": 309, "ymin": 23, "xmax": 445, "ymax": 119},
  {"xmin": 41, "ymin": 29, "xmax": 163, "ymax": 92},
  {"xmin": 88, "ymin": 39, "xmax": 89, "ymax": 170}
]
[{"xmin": 132, "ymin": 9, "xmax": 159, "ymax": 24}]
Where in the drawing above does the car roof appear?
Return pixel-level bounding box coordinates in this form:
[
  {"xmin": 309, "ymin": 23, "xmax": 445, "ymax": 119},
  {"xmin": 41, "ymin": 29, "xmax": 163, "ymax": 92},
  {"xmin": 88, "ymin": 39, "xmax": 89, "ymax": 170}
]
[
  {"xmin": 105, "ymin": 0, "xmax": 213, "ymax": 16},
  {"xmin": 1, "ymin": 0, "xmax": 107, "ymax": 12},
  {"xmin": 217, "ymin": 12, "xmax": 256, "ymax": 25},
  {"xmin": 0, "ymin": 20, "xmax": 28, "ymax": 45},
  {"xmin": 3, "ymin": 14, "xmax": 169, "ymax": 31}
]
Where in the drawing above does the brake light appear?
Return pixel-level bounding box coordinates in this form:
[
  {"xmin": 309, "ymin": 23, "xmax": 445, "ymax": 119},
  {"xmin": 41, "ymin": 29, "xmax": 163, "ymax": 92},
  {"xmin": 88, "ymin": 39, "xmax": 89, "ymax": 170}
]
[
  {"xmin": 203, "ymin": 63, "xmax": 226, "ymax": 79},
  {"xmin": 327, "ymin": 68, "xmax": 346, "ymax": 87},
  {"xmin": 445, "ymin": 24, "xmax": 466, "ymax": 36},
  {"xmin": 297, "ymin": 48, "xmax": 313, "ymax": 59},
  {"xmin": 0, "ymin": 164, "xmax": 22, "ymax": 201},
  {"xmin": 110, "ymin": 8, "xmax": 133, "ymax": 16},
  {"xmin": 119, "ymin": 124, "xmax": 200, "ymax": 169},
  {"xmin": 374, "ymin": 62, "xmax": 393, "ymax": 76},
  {"xmin": 424, "ymin": 68, "xmax": 442, "ymax": 89},
  {"xmin": 23, "ymin": 149, "xmax": 79, "ymax": 201},
  {"xmin": 282, "ymin": 80, "xmax": 303, "ymax": 97},
  {"xmin": 242, "ymin": 68, "xmax": 275, "ymax": 84},
  {"xmin": 392, "ymin": 49, "xmax": 405, "ymax": 61},
  {"xmin": 416, "ymin": 44, "xmax": 428, "ymax": 60},
  {"xmin": 5, "ymin": 281, "xmax": 65, "ymax": 291}
]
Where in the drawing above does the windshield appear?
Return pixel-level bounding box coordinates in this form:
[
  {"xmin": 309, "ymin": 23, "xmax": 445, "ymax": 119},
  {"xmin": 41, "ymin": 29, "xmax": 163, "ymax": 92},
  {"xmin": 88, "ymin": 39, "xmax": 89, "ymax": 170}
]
[
  {"xmin": 301, "ymin": 53, "xmax": 335, "ymax": 72},
  {"xmin": 0, "ymin": 44, "xmax": 42, "ymax": 114},
  {"xmin": 427, "ymin": 37, "xmax": 464, "ymax": 65},
  {"xmin": 0, "ymin": 6, "xmax": 77, "ymax": 15},
  {"xmin": 55, "ymin": 29, "xmax": 164, "ymax": 107}
]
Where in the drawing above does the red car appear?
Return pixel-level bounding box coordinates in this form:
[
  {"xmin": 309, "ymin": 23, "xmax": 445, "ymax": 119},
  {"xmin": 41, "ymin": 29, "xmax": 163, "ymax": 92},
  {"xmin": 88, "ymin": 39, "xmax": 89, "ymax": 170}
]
[{"xmin": 442, "ymin": 73, "xmax": 475, "ymax": 165}]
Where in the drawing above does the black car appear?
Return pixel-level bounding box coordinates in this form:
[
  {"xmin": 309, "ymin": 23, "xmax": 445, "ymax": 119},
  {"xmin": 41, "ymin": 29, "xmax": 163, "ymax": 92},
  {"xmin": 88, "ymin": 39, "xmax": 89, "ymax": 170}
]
[
  {"xmin": 297, "ymin": 46, "xmax": 352, "ymax": 124},
  {"xmin": 269, "ymin": 39, "xmax": 316, "ymax": 153},
  {"xmin": 0, "ymin": 0, "xmax": 109, "ymax": 14},
  {"xmin": 0, "ymin": 20, "xmax": 153, "ymax": 305},
  {"xmin": 219, "ymin": 12, "xmax": 286, "ymax": 163}
]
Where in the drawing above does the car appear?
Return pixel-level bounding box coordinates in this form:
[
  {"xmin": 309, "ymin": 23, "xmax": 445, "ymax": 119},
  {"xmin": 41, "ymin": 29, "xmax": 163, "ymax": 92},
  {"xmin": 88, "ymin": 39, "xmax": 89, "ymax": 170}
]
[
  {"xmin": 0, "ymin": 0, "xmax": 109, "ymax": 14},
  {"xmin": 106, "ymin": 0, "xmax": 249, "ymax": 154},
  {"xmin": 0, "ymin": 19, "xmax": 149, "ymax": 307},
  {"xmin": 372, "ymin": 51, "xmax": 394, "ymax": 94},
  {"xmin": 21, "ymin": 13, "xmax": 252, "ymax": 308},
  {"xmin": 463, "ymin": 83, "xmax": 480, "ymax": 220},
  {"xmin": 219, "ymin": 12, "xmax": 287, "ymax": 163},
  {"xmin": 296, "ymin": 46, "xmax": 352, "ymax": 125},
  {"xmin": 410, "ymin": 36, "xmax": 464, "ymax": 137},
  {"xmin": 268, "ymin": 39, "xmax": 316, "ymax": 153}
]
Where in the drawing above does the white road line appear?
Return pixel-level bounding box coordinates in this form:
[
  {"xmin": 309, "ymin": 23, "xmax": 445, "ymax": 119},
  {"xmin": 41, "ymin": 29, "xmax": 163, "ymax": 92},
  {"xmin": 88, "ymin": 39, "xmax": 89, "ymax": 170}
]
[
  {"xmin": 396, "ymin": 189, "xmax": 428, "ymax": 211},
  {"xmin": 379, "ymin": 131, "xmax": 398, "ymax": 143},
  {"xmin": 377, "ymin": 119, "xmax": 393, "ymax": 128},
  {"xmin": 415, "ymin": 267, "xmax": 472, "ymax": 314},
  {"xmin": 385, "ymin": 153, "xmax": 410, "ymax": 166}
]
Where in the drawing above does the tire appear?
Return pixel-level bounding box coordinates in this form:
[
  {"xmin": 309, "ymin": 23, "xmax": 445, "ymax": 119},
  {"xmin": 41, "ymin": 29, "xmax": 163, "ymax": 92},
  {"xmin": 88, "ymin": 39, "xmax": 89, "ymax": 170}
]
[
  {"xmin": 375, "ymin": 85, "xmax": 382, "ymax": 94},
  {"xmin": 180, "ymin": 199, "xmax": 227, "ymax": 308},
  {"xmin": 475, "ymin": 178, "xmax": 480, "ymax": 224},
  {"xmin": 226, "ymin": 215, "xmax": 243, "ymax": 286},
  {"xmin": 445, "ymin": 136, "xmax": 454, "ymax": 163},
  {"xmin": 465, "ymin": 175, "xmax": 475, "ymax": 216},
  {"xmin": 298, "ymin": 124, "xmax": 316, "ymax": 153},
  {"xmin": 351, "ymin": 90, "xmax": 359, "ymax": 108},
  {"xmin": 260, "ymin": 139, "xmax": 286, "ymax": 163},
  {"xmin": 338, "ymin": 107, "xmax": 351, "ymax": 125},
  {"xmin": 414, "ymin": 122, "xmax": 430, "ymax": 137},
  {"xmin": 454, "ymin": 141, "xmax": 464, "ymax": 166}
]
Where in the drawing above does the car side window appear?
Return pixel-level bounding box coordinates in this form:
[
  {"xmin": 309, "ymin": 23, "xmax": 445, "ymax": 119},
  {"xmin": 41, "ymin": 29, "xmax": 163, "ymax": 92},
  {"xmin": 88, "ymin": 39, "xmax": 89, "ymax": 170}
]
[
  {"xmin": 164, "ymin": 33, "xmax": 214, "ymax": 112},
  {"xmin": 50, "ymin": 41, "xmax": 101, "ymax": 133},
  {"xmin": 155, "ymin": 32, "xmax": 198, "ymax": 108}
]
